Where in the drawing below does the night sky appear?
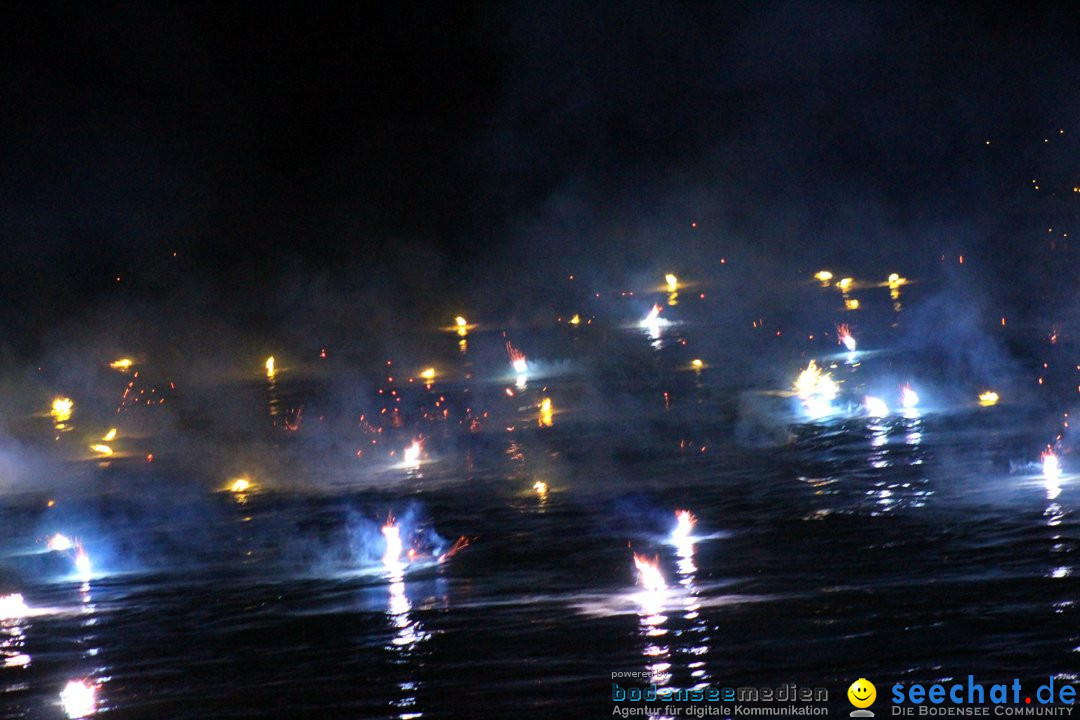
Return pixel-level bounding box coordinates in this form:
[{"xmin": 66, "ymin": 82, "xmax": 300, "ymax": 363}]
[{"xmin": 1, "ymin": 2, "xmax": 1078, "ymax": 353}]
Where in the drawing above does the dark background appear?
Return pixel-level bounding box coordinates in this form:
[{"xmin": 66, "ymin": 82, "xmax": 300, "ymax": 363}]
[{"xmin": 1, "ymin": 2, "xmax": 1077, "ymax": 355}]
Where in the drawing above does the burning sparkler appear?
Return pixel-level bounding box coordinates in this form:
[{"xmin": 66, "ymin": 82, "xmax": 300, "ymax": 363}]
[
  {"xmin": 1042, "ymin": 449, "xmax": 1062, "ymax": 481},
  {"xmin": 51, "ymin": 397, "xmax": 74, "ymax": 427},
  {"xmin": 382, "ymin": 515, "xmax": 405, "ymax": 571},
  {"xmin": 794, "ymin": 361, "xmax": 838, "ymax": 400},
  {"xmin": 507, "ymin": 341, "xmax": 528, "ymax": 388},
  {"xmin": 639, "ymin": 304, "xmax": 670, "ymax": 343},
  {"xmin": 794, "ymin": 360, "xmax": 839, "ymax": 418},
  {"xmin": 836, "ymin": 323, "xmax": 857, "ymax": 352},
  {"xmin": 672, "ymin": 510, "xmax": 696, "ymax": 540},
  {"xmin": 0, "ymin": 594, "xmax": 29, "ymax": 620},
  {"xmin": 539, "ymin": 397, "xmax": 553, "ymax": 427},
  {"xmin": 864, "ymin": 396, "xmax": 889, "ymax": 418},
  {"xmin": 633, "ymin": 553, "xmax": 667, "ymax": 592},
  {"xmin": 74, "ymin": 545, "xmax": 92, "ymax": 579},
  {"xmin": 506, "ymin": 342, "xmax": 527, "ymax": 374},
  {"xmin": 403, "ymin": 440, "xmax": 422, "ymax": 468},
  {"xmin": 60, "ymin": 679, "xmax": 97, "ymax": 719},
  {"xmin": 229, "ymin": 477, "xmax": 252, "ymax": 493},
  {"xmin": 900, "ymin": 384, "xmax": 919, "ymax": 409}
]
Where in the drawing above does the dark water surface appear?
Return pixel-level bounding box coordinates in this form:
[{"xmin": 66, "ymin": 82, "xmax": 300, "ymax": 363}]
[{"xmin": 1, "ymin": 285, "xmax": 1077, "ymax": 719}]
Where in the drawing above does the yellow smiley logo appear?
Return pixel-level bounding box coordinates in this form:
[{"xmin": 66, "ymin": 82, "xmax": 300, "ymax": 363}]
[{"xmin": 848, "ymin": 678, "xmax": 876, "ymax": 708}]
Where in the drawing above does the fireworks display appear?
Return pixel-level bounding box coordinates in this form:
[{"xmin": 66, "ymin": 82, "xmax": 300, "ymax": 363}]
[{"xmin": 1, "ymin": 7, "xmax": 1077, "ymax": 718}]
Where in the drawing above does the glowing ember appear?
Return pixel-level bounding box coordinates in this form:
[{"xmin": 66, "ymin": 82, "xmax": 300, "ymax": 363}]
[
  {"xmin": 419, "ymin": 367, "xmax": 436, "ymax": 381},
  {"xmin": 978, "ymin": 391, "xmax": 1000, "ymax": 406},
  {"xmin": 690, "ymin": 358, "xmax": 704, "ymax": 369},
  {"xmin": 864, "ymin": 396, "xmax": 889, "ymax": 418},
  {"xmin": 89, "ymin": 444, "xmax": 113, "ymax": 457},
  {"xmin": 569, "ymin": 313, "xmax": 581, "ymax": 325},
  {"xmin": 665, "ymin": 273, "xmax": 678, "ymax": 293},
  {"xmin": 109, "ymin": 358, "xmax": 133, "ymax": 371},
  {"xmin": 672, "ymin": 510, "xmax": 696, "ymax": 539},
  {"xmin": 51, "ymin": 397, "xmax": 74, "ymax": 425},
  {"xmin": 102, "ymin": 428, "xmax": 117, "ymax": 442},
  {"xmin": 382, "ymin": 516, "xmax": 404, "ymax": 569},
  {"xmin": 0, "ymin": 593, "xmax": 29, "ymax": 619},
  {"xmin": 836, "ymin": 323, "xmax": 857, "ymax": 352},
  {"xmin": 844, "ymin": 298, "xmax": 860, "ymax": 310},
  {"xmin": 265, "ymin": 356, "xmax": 276, "ymax": 379},
  {"xmin": 539, "ymin": 397, "xmax": 553, "ymax": 427},
  {"xmin": 633, "ymin": 553, "xmax": 666, "ymax": 591},
  {"xmin": 837, "ymin": 277, "xmax": 854, "ymax": 292},
  {"xmin": 900, "ymin": 384, "xmax": 919, "ymax": 408},
  {"xmin": 59, "ymin": 679, "xmax": 97, "ymax": 719},
  {"xmin": 229, "ymin": 477, "xmax": 252, "ymax": 493},
  {"xmin": 887, "ymin": 273, "xmax": 907, "ymax": 288},
  {"xmin": 814, "ymin": 270, "xmax": 833, "ymax": 283},
  {"xmin": 1042, "ymin": 450, "xmax": 1062, "ymax": 481},
  {"xmin": 533, "ymin": 480, "xmax": 548, "ymax": 495},
  {"xmin": 48, "ymin": 533, "xmax": 73, "ymax": 552},
  {"xmin": 455, "ymin": 316, "xmax": 469, "ymax": 337},
  {"xmin": 403, "ymin": 440, "xmax": 422, "ymax": 467}
]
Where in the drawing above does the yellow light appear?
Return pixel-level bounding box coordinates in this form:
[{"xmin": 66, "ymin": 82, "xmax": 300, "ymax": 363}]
[
  {"xmin": 89, "ymin": 444, "xmax": 113, "ymax": 456},
  {"xmin": 814, "ymin": 270, "xmax": 833, "ymax": 283},
  {"xmin": 533, "ymin": 480, "xmax": 548, "ymax": 496},
  {"xmin": 665, "ymin": 273, "xmax": 678, "ymax": 293},
  {"xmin": 229, "ymin": 477, "xmax": 252, "ymax": 493},
  {"xmin": 691, "ymin": 358, "xmax": 704, "ymax": 369},
  {"xmin": 844, "ymin": 298, "xmax": 860, "ymax": 310},
  {"xmin": 109, "ymin": 358, "xmax": 133, "ymax": 371},
  {"xmin": 420, "ymin": 367, "xmax": 436, "ymax": 381},
  {"xmin": 539, "ymin": 397, "xmax": 553, "ymax": 427},
  {"xmin": 837, "ymin": 277, "xmax": 854, "ymax": 292},
  {"xmin": 455, "ymin": 315, "xmax": 469, "ymax": 337},
  {"xmin": 569, "ymin": 313, "xmax": 581, "ymax": 325},
  {"xmin": 51, "ymin": 397, "xmax": 74, "ymax": 425},
  {"xmin": 265, "ymin": 356, "xmax": 276, "ymax": 379},
  {"xmin": 978, "ymin": 391, "xmax": 1000, "ymax": 406},
  {"xmin": 102, "ymin": 428, "xmax": 117, "ymax": 442}
]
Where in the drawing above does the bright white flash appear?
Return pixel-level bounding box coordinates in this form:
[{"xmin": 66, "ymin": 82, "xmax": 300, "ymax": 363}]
[
  {"xmin": 864, "ymin": 396, "xmax": 889, "ymax": 418},
  {"xmin": 60, "ymin": 679, "xmax": 97, "ymax": 718}
]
